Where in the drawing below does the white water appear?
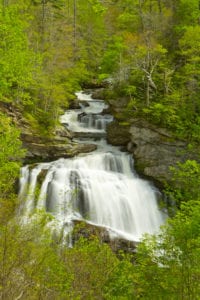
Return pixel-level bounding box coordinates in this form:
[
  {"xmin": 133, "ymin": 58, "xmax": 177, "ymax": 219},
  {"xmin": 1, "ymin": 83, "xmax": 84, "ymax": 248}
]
[
  {"xmin": 19, "ymin": 91, "xmax": 165, "ymax": 242},
  {"xmin": 60, "ymin": 91, "xmax": 113, "ymax": 132}
]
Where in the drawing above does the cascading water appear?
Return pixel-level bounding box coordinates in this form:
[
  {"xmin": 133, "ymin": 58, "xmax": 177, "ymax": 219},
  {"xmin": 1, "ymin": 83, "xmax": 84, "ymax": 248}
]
[{"xmin": 19, "ymin": 91, "xmax": 165, "ymax": 242}]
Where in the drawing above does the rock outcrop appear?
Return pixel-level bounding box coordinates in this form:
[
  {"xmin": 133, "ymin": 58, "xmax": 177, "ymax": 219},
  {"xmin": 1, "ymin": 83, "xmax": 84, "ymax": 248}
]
[
  {"xmin": 106, "ymin": 119, "xmax": 190, "ymax": 187},
  {"xmin": 106, "ymin": 121, "xmax": 131, "ymax": 146},
  {"xmin": 128, "ymin": 119, "xmax": 189, "ymax": 186},
  {"xmin": 91, "ymin": 88, "xmax": 105, "ymax": 100},
  {"xmin": 72, "ymin": 221, "xmax": 137, "ymax": 254},
  {"xmin": 21, "ymin": 130, "xmax": 97, "ymax": 163},
  {"xmin": 0, "ymin": 100, "xmax": 97, "ymax": 163}
]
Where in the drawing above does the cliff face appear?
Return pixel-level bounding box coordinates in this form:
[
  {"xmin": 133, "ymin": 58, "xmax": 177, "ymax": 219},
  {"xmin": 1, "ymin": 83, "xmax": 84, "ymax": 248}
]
[
  {"xmin": 128, "ymin": 120, "xmax": 188, "ymax": 186},
  {"xmin": 21, "ymin": 131, "xmax": 97, "ymax": 164},
  {"xmin": 106, "ymin": 119, "xmax": 191, "ymax": 188}
]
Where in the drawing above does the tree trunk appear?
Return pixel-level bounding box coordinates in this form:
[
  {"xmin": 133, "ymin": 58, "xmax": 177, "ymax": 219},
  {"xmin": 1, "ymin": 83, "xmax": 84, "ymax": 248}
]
[
  {"xmin": 163, "ymin": 69, "xmax": 174, "ymax": 95},
  {"xmin": 2, "ymin": 0, "xmax": 8, "ymax": 7},
  {"xmin": 146, "ymin": 78, "xmax": 150, "ymax": 106},
  {"xmin": 2, "ymin": 0, "xmax": 8, "ymax": 15},
  {"xmin": 157, "ymin": 0, "xmax": 162, "ymax": 13},
  {"xmin": 73, "ymin": 0, "xmax": 76, "ymax": 52},
  {"xmin": 138, "ymin": 0, "xmax": 145, "ymax": 32},
  {"xmin": 149, "ymin": 0, "xmax": 152, "ymax": 13},
  {"xmin": 41, "ymin": 0, "xmax": 46, "ymax": 49}
]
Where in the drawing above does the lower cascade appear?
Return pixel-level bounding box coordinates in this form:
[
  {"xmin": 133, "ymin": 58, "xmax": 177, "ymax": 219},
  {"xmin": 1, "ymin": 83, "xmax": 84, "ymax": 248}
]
[{"xmin": 19, "ymin": 91, "xmax": 165, "ymax": 242}]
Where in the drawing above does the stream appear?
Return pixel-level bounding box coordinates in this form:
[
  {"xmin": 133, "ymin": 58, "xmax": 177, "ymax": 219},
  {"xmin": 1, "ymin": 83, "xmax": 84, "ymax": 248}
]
[{"xmin": 19, "ymin": 91, "xmax": 165, "ymax": 243}]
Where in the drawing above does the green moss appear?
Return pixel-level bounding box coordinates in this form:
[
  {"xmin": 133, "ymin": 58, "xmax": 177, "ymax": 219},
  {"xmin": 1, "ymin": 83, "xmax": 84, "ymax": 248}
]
[{"xmin": 119, "ymin": 121, "xmax": 131, "ymax": 126}]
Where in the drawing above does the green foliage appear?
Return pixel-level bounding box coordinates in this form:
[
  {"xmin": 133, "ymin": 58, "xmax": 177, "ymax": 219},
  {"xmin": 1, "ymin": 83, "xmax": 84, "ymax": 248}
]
[
  {"xmin": 103, "ymin": 256, "xmax": 135, "ymax": 300},
  {"xmin": 100, "ymin": 35, "xmax": 125, "ymax": 75},
  {"xmin": 123, "ymin": 85, "xmax": 137, "ymax": 98},
  {"xmin": 179, "ymin": 25, "xmax": 200, "ymax": 57},
  {"xmin": 0, "ymin": 113, "xmax": 24, "ymax": 223},
  {"xmin": 1, "ymin": 204, "xmax": 200, "ymax": 300},
  {"xmin": 0, "ymin": 0, "xmax": 109, "ymax": 136},
  {"xmin": 174, "ymin": 0, "xmax": 200, "ymax": 30},
  {"xmin": 62, "ymin": 236, "xmax": 116, "ymax": 299},
  {"xmin": 0, "ymin": 215, "xmax": 71, "ymax": 300},
  {"xmin": 1, "ymin": 1, "xmax": 200, "ymax": 299},
  {"xmin": 98, "ymin": 0, "xmax": 200, "ymax": 143},
  {"xmin": 74, "ymin": 0, "xmax": 107, "ymax": 74},
  {"xmin": 135, "ymin": 200, "xmax": 200, "ymax": 299},
  {"xmin": 1, "ymin": 0, "xmax": 199, "ymax": 141},
  {"xmin": 168, "ymin": 160, "xmax": 200, "ymax": 205},
  {"xmin": 142, "ymin": 103, "xmax": 182, "ymax": 131},
  {"xmin": 0, "ymin": 3, "xmax": 35, "ymax": 103}
]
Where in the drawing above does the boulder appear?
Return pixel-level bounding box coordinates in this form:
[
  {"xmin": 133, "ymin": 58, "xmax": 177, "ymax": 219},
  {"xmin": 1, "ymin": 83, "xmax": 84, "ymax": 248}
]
[
  {"xmin": 101, "ymin": 107, "xmax": 111, "ymax": 114},
  {"xmin": 21, "ymin": 131, "xmax": 97, "ymax": 163},
  {"xmin": 68, "ymin": 99, "xmax": 81, "ymax": 109},
  {"xmin": 72, "ymin": 221, "xmax": 137, "ymax": 254},
  {"xmin": 106, "ymin": 121, "xmax": 131, "ymax": 146},
  {"xmin": 108, "ymin": 97, "xmax": 129, "ymax": 109},
  {"xmin": 128, "ymin": 119, "xmax": 189, "ymax": 186},
  {"xmin": 91, "ymin": 88, "xmax": 105, "ymax": 100},
  {"xmin": 54, "ymin": 126, "xmax": 74, "ymax": 139}
]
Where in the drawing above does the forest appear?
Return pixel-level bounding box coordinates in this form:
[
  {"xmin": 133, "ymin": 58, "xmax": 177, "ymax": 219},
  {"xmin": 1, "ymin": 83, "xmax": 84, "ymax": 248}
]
[{"xmin": 0, "ymin": 0, "xmax": 200, "ymax": 299}]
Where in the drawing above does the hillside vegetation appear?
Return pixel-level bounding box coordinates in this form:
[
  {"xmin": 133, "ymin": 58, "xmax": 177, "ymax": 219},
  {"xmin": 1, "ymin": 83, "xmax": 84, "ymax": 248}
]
[{"xmin": 0, "ymin": 1, "xmax": 200, "ymax": 298}]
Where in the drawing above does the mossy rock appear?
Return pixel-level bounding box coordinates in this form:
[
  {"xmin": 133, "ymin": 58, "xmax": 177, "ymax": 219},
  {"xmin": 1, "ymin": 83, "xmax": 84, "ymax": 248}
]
[{"xmin": 106, "ymin": 121, "xmax": 131, "ymax": 146}]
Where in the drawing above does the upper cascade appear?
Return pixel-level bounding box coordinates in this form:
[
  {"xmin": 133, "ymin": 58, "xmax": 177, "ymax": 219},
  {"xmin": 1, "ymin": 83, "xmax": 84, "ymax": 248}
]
[{"xmin": 60, "ymin": 91, "xmax": 113, "ymax": 132}]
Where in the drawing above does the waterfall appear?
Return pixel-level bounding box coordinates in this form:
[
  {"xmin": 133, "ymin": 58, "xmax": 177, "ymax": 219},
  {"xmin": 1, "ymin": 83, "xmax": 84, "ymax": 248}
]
[{"xmin": 19, "ymin": 91, "xmax": 166, "ymax": 242}]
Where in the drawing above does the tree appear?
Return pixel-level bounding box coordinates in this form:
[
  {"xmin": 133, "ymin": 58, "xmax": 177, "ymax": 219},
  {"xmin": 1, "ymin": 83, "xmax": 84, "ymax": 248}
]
[
  {"xmin": 135, "ymin": 200, "xmax": 200, "ymax": 299},
  {"xmin": 0, "ymin": 2, "xmax": 35, "ymax": 104},
  {"xmin": 0, "ymin": 213, "xmax": 71, "ymax": 300},
  {"xmin": 130, "ymin": 35, "xmax": 167, "ymax": 106},
  {"xmin": 178, "ymin": 26, "xmax": 200, "ymax": 119},
  {"xmin": 167, "ymin": 160, "xmax": 200, "ymax": 206},
  {"xmin": 0, "ymin": 113, "xmax": 24, "ymax": 224}
]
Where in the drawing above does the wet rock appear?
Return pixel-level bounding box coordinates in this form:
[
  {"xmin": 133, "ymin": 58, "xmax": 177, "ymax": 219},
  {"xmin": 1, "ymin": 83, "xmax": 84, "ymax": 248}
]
[
  {"xmin": 102, "ymin": 107, "xmax": 112, "ymax": 114},
  {"xmin": 91, "ymin": 88, "xmax": 105, "ymax": 100},
  {"xmin": 106, "ymin": 121, "xmax": 131, "ymax": 146},
  {"xmin": 73, "ymin": 131, "xmax": 106, "ymax": 139},
  {"xmin": 55, "ymin": 126, "xmax": 74, "ymax": 139},
  {"xmin": 72, "ymin": 221, "xmax": 137, "ymax": 254},
  {"xmin": 21, "ymin": 131, "xmax": 97, "ymax": 163},
  {"xmin": 75, "ymin": 143, "xmax": 97, "ymax": 153},
  {"xmin": 68, "ymin": 99, "xmax": 89, "ymax": 109},
  {"xmin": 79, "ymin": 100, "xmax": 90, "ymax": 107},
  {"xmin": 77, "ymin": 112, "xmax": 87, "ymax": 122},
  {"xmin": 108, "ymin": 97, "xmax": 129, "ymax": 108},
  {"xmin": 68, "ymin": 99, "xmax": 81, "ymax": 109}
]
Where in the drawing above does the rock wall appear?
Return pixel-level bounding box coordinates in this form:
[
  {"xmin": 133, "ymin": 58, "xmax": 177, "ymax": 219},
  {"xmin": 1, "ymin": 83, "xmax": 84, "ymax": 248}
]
[
  {"xmin": 21, "ymin": 130, "xmax": 97, "ymax": 164},
  {"xmin": 128, "ymin": 119, "xmax": 189, "ymax": 186},
  {"xmin": 106, "ymin": 119, "xmax": 190, "ymax": 188},
  {"xmin": 107, "ymin": 121, "xmax": 131, "ymax": 146}
]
